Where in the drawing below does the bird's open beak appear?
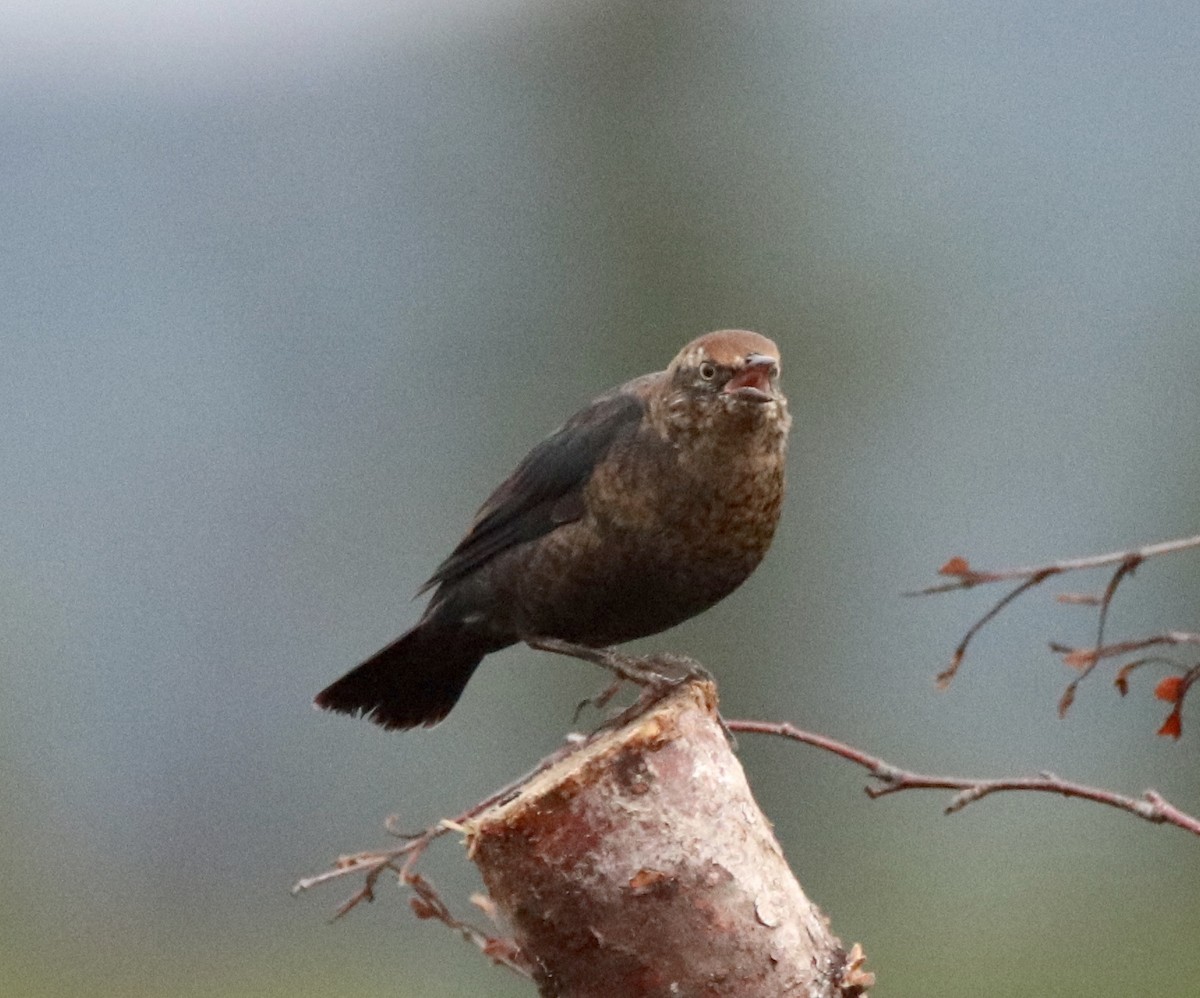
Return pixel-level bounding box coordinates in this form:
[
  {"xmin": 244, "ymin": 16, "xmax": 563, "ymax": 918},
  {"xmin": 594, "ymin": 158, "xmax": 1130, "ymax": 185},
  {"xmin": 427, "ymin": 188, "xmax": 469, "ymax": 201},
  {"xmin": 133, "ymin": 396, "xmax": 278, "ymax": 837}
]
[{"xmin": 722, "ymin": 354, "xmax": 778, "ymax": 402}]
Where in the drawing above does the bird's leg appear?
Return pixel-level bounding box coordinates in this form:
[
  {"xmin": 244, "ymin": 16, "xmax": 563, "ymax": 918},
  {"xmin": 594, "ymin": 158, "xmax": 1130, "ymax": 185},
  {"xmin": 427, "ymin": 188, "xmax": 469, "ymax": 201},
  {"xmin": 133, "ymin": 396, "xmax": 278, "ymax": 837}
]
[
  {"xmin": 525, "ymin": 636, "xmax": 724, "ymax": 728},
  {"xmin": 527, "ymin": 637, "xmax": 737, "ymax": 746},
  {"xmin": 525, "ymin": 637, "xmax": 713, "ymax": 687}
]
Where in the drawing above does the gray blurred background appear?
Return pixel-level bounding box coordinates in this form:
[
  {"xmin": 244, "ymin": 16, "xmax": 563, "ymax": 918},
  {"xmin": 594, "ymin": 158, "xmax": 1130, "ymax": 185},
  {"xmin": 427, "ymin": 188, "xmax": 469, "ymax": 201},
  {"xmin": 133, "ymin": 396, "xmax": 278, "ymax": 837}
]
[{"xmin": 4, "ymin": 2, "xmax": 1199, "ymax": 995}]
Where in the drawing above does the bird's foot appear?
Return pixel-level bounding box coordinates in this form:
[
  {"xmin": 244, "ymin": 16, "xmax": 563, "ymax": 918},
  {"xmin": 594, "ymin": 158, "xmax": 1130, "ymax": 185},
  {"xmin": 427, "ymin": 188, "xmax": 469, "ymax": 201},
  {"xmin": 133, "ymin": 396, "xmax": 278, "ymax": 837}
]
[
  {"xmin": 526, "ymin": 637, "xmax": 727, "ymax": 737},
  {"xmin": 571, "ymin": 677, "xmax": 624, "ymax": 724},
  {"xmin": 526, "ymin": 637, "xmax": 712, "ymax": 687}
]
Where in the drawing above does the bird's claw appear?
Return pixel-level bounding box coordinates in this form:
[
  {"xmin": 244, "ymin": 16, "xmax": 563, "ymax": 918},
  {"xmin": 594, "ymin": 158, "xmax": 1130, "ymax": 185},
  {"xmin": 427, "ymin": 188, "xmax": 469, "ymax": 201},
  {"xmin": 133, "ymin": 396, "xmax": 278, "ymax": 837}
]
[
  {"xmin": 528, "ymin": 637, "xmax": 725, "ymax": 735},
  {"xmin": 572, "ymin": 678, "xmax": 624, "ymax": 723},
  {"xmin": 526, "ymin": 637, "xmax": 711, "ymax": 688}
]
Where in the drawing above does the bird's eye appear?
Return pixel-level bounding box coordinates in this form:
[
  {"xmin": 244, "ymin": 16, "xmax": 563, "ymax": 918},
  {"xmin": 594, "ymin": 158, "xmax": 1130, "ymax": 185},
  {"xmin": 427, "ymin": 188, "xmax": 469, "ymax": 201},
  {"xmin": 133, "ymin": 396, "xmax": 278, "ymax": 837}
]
[{"xmin": 699, "ymin": 362, "xmax": 717, "ymax": 381}]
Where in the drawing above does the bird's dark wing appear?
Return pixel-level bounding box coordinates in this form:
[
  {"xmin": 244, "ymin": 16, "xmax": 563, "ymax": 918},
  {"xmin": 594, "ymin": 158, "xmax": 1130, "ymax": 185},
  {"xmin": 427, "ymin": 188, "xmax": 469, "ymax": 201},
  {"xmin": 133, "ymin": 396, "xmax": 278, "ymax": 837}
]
[{"xmin": 419, "ymin": 389, "xmax": 647, "ymax": 593}]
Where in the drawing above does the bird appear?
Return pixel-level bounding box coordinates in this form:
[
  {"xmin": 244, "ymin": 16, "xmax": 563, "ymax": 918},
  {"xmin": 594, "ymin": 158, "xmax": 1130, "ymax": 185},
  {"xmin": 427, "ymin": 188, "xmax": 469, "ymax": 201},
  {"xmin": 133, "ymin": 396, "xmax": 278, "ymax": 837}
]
[{"xmin": 315, "ymin": 329, "xmax": 791, "ymax": 730}]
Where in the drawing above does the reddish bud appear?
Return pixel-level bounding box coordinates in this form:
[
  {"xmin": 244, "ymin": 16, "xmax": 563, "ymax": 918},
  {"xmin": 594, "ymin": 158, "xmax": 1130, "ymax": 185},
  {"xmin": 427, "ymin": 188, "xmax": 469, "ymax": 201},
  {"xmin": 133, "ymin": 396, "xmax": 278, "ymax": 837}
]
[
  {"xmin": 939, "ymin": 556, "xmax": 971, "ymax": 577},
  {"xmin": 1158, "ymin": 709, "xmax": 1183, "ymax": 739},
  {"xmin": 410, "ymin": 896, "xmax": 438, "ymax": 920},
  {"xmin": 935, "ymin": 649, "xmax": 964, "ymax": 690},
  {"xmin": 1155, "ymin": 676, "xmax": 1185, "ymax": 703},
  {"xmin": 1057, "ymin": 684, "xmax": 1076, "ymax": 717},
  {"xmin": 1062, "ymin": 648, "xmax": 1097, "ymax": 670}
]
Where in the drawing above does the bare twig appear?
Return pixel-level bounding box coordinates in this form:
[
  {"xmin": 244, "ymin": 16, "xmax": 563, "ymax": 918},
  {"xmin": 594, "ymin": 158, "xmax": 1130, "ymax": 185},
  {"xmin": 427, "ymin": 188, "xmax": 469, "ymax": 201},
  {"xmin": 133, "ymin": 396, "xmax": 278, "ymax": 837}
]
[
  {"xmin": 726, "ymin": 719, "xmax": 1200, "ymax": 837},
  {"xmin": 1054, "ymin": 554, "xmax": 1142, "ymax": 715},
  {"xmin": 1046, "ymin": 632, "xmax": 1200, "ymax": 734},
  {"xmin": 912, "ymin": 534, "xmax": 1200, "ymax": 595},
  {"xmin": 293, "ymin": 732, "xmax": 587, "ymax": 920},
  {"xmin": 934, "ymin": 570, "xmax": 1056, "ymax": 688},
  {"xmin": 407, "ymin": 872, "xmax": 531, "ymax": 977},
  {"xmin": 1052, "ymin": 631, "xmax": 1200, "ymax": 667},
  {"xmin": 913, "ymin": 535, "xmax": 1200, "ymax": 722}
]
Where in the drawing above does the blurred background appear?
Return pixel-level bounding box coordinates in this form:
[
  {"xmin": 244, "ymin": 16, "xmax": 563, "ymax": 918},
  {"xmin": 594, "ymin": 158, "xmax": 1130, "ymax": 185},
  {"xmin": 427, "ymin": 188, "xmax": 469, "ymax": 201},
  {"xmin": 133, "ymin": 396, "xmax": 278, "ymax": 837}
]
[{"xmin": 4, "ymin": 1, "xmax": 1199, "ymax": 995}]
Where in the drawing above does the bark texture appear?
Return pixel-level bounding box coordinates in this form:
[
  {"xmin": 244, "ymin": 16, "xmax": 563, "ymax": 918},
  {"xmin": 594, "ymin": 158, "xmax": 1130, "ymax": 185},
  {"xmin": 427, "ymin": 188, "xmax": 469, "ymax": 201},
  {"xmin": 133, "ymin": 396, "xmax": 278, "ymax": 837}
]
[{"xmin": 466, "ymin": 680, "xmax": 871, "ymax": 997}]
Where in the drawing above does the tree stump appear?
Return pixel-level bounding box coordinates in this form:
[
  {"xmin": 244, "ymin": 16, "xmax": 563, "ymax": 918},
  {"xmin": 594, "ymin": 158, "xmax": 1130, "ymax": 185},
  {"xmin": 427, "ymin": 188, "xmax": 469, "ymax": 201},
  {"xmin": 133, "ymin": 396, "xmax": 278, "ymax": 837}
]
[{"xmin": 465, "ymin": 679, "xmax": 872, "ymax": 997}]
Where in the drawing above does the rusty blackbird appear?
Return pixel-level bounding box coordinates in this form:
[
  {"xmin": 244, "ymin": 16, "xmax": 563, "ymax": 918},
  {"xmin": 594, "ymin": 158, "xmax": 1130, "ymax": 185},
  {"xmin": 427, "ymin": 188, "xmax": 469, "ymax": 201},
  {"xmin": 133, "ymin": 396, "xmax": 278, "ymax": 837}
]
[{"xmin": 315, "ymin": 329, "xmax": 791, "ymax": 729}]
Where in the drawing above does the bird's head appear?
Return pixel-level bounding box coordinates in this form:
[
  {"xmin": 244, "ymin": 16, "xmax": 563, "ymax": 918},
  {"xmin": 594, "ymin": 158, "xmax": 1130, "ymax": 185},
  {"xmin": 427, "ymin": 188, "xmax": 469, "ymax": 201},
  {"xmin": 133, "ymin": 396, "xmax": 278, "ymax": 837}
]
[
  {"xmin": 658, "ymin": 330, "xmax": 789, "ymax": 436},
  {"xmin": 668, "ymin": 330, "xmax": 783, "ymax": 402},
  {"xmin": 662, "ymin": 326, "xmax": 782, "ymax": 407}
]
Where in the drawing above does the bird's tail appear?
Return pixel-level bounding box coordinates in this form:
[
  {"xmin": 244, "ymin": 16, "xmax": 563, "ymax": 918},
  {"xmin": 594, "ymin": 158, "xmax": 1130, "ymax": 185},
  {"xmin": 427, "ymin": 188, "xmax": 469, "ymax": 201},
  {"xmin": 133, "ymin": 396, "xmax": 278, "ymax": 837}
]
[{"xmin": 314, "ymin": 620, "xmax": 507, "ymax": 730}]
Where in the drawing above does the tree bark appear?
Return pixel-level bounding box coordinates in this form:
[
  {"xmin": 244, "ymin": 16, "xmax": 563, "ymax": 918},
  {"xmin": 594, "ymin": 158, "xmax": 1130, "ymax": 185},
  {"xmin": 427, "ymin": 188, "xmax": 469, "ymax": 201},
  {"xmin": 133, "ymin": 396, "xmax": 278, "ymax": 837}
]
[{"xmin": 465, "ymin": 679, "xmax": 872, "ymax": 997}]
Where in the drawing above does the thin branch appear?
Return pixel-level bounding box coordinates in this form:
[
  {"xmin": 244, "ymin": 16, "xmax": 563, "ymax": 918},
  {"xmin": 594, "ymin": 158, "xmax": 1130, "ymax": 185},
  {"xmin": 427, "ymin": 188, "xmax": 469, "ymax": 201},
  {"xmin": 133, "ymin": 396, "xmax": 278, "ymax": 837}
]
[
  {"xmin": 935, "ymin": 571, "xmax": 1056, "ymax": 688},
  {"xmin": 726, "ymin": 719, "xmax": 1200, "ymax": 837},
  {"xmin": 293, "ymin": 732, "xmax": 588, "ymax": 918},
  {"xmin": 406, "ymin": 872, "xmax": 532, "ymax": 978},
  {"xmin": 913, "ymin": 534, "xmax": 1200, "ymax": 703},
  {"xmin": 1049, "ymin": 632, "xmax": 1200, "ymax": 729},
  {"xmin": 1089, "ymin": 554, "xmax": 1141, "ymax": 670},
  {"xmin": 911, "ymin": 534, "xmax": 1200, "ymax": 595},
  {"xmin": 1052, "ymin": 631, "xmax": 1200, "ymax": 666},
  {"xmin": 1055, "ymin": 554, "xmax": 1141, "ymax": 715},
  {"xmin": 1113, "ymin": 656, "xmax": 1183, "ymax": 696}
]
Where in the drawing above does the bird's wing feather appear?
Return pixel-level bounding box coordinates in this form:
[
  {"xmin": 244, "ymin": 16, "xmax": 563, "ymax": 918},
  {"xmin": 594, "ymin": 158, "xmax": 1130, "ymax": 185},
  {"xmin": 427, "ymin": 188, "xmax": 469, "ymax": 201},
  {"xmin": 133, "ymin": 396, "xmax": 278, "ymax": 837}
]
[{"xmin": 418, "ymin": 389, "xmax": 647, "ymax": 593}]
